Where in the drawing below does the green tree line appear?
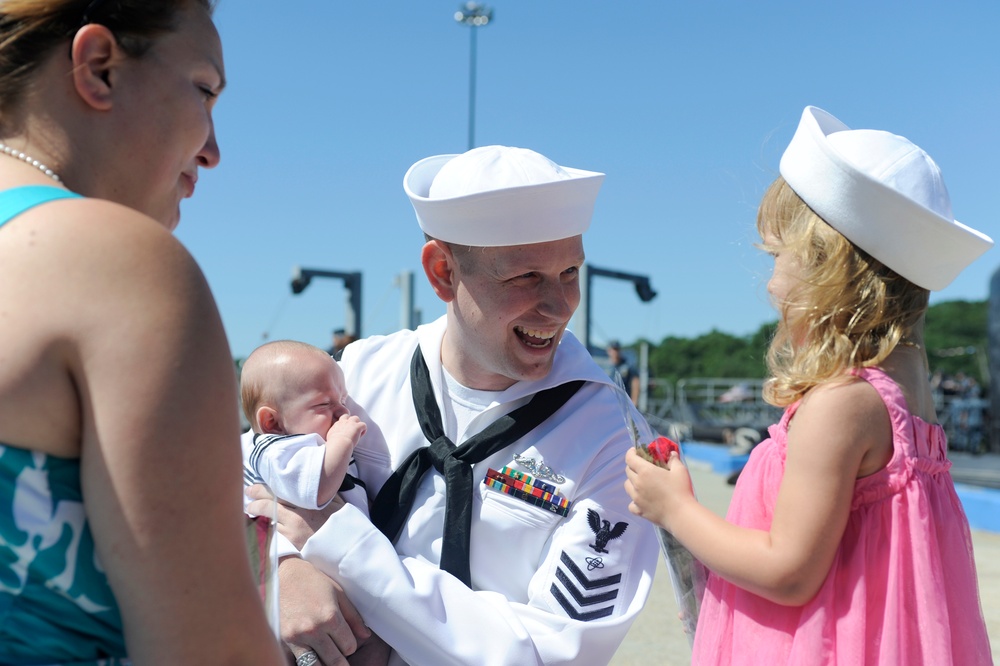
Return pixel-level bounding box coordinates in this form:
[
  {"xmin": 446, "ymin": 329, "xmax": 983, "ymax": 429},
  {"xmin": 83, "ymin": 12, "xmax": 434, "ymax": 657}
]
[{"xmin": 642, "ymin": 299, "xmax": 989, "ymax": 387}]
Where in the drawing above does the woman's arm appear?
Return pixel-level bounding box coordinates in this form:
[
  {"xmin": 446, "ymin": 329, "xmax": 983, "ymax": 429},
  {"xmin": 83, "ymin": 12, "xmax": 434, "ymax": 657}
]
[
  {"xmin": 627, "ymin": 378, "xmax": 891, "ymax": 605},
  {"xmin": 64, "ymin": 205, "xmax": 284, "ymax": 663}
]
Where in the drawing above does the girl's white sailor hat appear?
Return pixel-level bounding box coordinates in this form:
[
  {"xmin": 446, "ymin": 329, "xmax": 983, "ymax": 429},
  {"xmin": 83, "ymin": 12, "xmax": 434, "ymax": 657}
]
[{"xmin": 779, "ymin": 106, "xmax": 992, "ymax": 291}]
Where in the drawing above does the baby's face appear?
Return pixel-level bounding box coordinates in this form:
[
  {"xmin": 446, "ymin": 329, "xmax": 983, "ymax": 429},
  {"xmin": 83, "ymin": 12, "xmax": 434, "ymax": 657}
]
[{"xmin": 279, "ymin": 354, "xmax": 350, "ymax": 437}]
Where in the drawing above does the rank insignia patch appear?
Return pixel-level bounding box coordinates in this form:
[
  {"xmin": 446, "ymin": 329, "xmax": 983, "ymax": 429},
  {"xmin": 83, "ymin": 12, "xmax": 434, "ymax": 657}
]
[
  {"xmin": 549, "ymin": 551, "xmax": 622, "ymax": 621},
  {"xmin": 586, "ymin": 509, "xmax": 628, "ymax": 554}
]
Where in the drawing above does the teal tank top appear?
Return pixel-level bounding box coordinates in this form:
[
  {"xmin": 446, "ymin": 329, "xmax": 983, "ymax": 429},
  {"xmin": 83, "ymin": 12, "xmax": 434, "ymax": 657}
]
[{"xmin": 0, "ymin": 186, "xmax": 128, "ymax": 665}]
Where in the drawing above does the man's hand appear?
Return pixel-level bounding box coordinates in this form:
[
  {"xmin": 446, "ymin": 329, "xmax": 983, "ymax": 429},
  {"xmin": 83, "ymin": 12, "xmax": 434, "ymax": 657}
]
[{"xmin": 278, "ymin": 557, "xmax": 372, "ymax": 666}]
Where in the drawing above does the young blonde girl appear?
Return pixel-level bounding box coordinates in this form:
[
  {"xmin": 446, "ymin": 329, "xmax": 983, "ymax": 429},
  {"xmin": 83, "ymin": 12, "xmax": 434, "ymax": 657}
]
[{"xmin": 625, "ymin": 106, "xmax": 994, "ymax": 665}]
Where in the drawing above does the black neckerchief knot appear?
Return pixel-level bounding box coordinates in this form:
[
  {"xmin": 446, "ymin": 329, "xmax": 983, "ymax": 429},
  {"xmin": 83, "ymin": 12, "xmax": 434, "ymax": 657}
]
[{"xmin": 369, "ymin": 347, "xmax": 583, "ymax": 587}]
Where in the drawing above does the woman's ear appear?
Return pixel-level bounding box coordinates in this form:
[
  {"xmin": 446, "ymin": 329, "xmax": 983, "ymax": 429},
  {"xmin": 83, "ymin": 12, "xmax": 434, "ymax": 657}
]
[
  {"xmin": 421, "ymin": 240, "xmax": 458, "ymax": 303},
  {"xmin": 69, "ymin": 24, "xmax": 121, "ymax": 110}
]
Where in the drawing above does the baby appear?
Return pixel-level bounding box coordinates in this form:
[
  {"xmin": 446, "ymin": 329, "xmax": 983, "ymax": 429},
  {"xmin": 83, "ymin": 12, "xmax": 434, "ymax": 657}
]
[{"xmin": 239, "ymin": 339, "xmax": 366, "ymax": 510}]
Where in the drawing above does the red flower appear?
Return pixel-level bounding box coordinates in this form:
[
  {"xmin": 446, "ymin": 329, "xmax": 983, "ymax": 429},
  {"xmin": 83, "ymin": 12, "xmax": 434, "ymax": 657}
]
[{"xmin": 646, "ymin": 436, "xmax": 679, "ymax": 463}]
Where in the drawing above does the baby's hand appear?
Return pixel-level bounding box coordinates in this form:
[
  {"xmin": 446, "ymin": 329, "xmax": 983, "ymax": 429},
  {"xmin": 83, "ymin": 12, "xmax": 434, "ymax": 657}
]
[{"xmin": 326, "ymin": 413, "xmax": 367, "ymax": 448}]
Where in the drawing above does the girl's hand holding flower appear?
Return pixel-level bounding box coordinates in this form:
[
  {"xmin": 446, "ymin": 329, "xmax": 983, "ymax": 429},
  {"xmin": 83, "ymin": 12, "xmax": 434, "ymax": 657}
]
[{"xmin": 624, "ymin": 439, "xmax": 694, "ymax": 533}]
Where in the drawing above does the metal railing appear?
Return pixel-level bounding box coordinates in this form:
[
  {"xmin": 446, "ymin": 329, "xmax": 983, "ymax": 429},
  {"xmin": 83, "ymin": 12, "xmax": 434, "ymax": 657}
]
[
  {"xmin": 937, "ymin": 393, "xmax": 989, "ymax": 453},
  {"xmin": 643, "ymin": 376, "xmax": 989, "ymax": 454},
  {"xmin": 646, "ymin": 378, "xmax": 780, "ymax": 431}
]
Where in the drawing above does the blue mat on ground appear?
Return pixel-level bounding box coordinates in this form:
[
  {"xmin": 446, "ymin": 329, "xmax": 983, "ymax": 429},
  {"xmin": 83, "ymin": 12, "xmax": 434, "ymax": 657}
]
[{"xmin": 955, "ymin": 484, "xmax": 1000, "ymax": 534}]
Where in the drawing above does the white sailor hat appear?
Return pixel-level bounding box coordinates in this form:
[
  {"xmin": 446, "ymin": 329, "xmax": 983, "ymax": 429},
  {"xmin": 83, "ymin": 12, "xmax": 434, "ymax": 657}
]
[
  {"xmin": 403, "ymin": 145, "xmax": 605, "ymax": 247},
  {"xmin": 779, "ymin": 106, "xmax": 993, "ymax": 291}
]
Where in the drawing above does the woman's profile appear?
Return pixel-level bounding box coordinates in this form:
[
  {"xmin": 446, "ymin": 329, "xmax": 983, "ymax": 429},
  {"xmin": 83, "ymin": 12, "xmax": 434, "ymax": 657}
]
[{"xmin": 0, "ymin": 1, "xmax": 284, "ymax": 663}]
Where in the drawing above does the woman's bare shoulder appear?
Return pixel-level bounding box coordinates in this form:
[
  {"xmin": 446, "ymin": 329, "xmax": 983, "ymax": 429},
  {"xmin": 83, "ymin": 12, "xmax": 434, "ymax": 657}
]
[
  {"xmin": 1, "ymin": 196, "xmax": 187, "ymax": 262},
  {"xmin": 1, "ymin": 197, "xmax": 205, "ymax": 312},
  {"xmin": 0, "ymin": 197, "xmax": 219, "ymax": 455}
]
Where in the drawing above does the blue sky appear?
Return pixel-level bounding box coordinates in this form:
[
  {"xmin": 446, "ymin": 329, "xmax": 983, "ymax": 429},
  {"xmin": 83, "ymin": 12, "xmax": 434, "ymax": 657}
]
[{"xmin": 176, "ymin": 1, "xmax": 1000, "ymax": 359}]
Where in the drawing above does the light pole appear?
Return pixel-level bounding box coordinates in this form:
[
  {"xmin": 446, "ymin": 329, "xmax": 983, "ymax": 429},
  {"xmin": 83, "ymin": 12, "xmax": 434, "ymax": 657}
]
[
  {"xmin": 454, "ymin": 2, "xmax": 493, "ymax": 150},
  {"xmin": 395, "ymin": 270, "xmax": 420, "ymax": 331}
]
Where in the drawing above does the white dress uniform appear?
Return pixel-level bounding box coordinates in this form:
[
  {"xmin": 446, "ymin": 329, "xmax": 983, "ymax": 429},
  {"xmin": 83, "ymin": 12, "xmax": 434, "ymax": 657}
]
[{"xmin": 301, "ymin": 315, "xmax": 659, "ymax": 665}]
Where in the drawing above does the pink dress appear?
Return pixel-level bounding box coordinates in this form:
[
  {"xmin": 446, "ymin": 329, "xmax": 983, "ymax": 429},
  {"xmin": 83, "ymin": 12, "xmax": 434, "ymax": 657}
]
[{"xmin": 692, "ymin": 367, "xmax": 993, "ymax": 665}]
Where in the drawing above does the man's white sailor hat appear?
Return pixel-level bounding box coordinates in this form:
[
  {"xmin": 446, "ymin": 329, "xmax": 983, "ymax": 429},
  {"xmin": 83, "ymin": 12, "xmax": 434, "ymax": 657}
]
[{"xmin": 404, "ymin": 145, "xmax": 605, "ymax": 247}]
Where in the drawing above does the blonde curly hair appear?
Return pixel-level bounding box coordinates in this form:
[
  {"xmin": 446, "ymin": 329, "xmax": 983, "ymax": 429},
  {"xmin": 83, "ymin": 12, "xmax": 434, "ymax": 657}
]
[{"xmin": 757, "ymin": 176, "xmax": 929, "ymax": 407}]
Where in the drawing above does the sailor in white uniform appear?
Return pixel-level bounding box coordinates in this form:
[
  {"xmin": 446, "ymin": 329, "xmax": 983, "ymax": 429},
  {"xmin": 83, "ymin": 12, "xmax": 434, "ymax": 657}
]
[{"xmin": 258, "ymin": 146, "xmax": 659, "ymax": 666}]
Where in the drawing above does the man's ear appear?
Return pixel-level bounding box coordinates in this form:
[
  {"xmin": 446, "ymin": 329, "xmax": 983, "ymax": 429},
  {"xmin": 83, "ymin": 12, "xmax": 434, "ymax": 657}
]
[
  {"xmin": 69, "ymin": 24, "xmax": 121, "ymax": 111},
  {"xmin": 255, "ymin": 406, "xmax": 283, "ymax": 435},
  {"xmin": 421, "ymin": 240, "xmax": 458, "ymax": 303}
]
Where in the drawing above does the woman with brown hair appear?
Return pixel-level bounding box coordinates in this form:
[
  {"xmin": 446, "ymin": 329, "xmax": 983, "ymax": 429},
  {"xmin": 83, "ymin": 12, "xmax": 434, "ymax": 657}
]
[{"xmin": 0, "ymin": 1, "xmax": 284, "ymax": 663}]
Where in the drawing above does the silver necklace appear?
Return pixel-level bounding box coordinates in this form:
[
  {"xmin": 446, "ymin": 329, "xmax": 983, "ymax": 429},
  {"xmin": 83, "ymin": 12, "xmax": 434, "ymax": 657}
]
[{"xmin": 0, "ymin": 141, "xmax": 61, "ymax": 182}]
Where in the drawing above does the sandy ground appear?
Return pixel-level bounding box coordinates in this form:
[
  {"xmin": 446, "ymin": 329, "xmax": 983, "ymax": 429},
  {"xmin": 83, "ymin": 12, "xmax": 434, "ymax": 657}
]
[{"xmin": 609, "ymin": 463, "xmax": 1000, "ymax": 665}]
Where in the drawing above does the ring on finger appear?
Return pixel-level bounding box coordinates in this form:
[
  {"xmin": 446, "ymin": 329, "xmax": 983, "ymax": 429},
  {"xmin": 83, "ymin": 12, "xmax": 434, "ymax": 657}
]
[{"xmin": 296, "ymin": 650, "xmax": 320, "ymax": 666}]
